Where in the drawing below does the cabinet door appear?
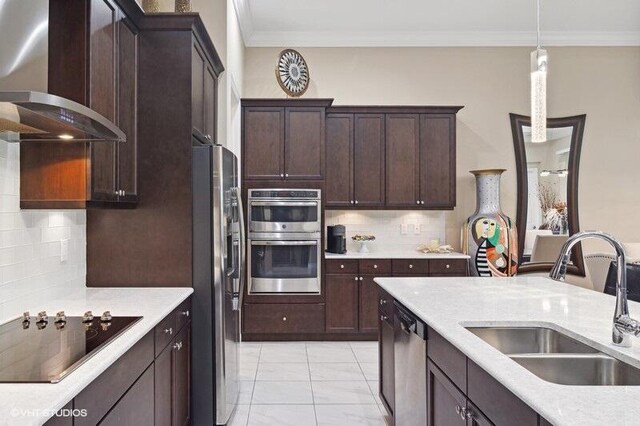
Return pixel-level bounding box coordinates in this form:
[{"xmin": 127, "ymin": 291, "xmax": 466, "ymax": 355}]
[
  {"xmin": 89, "ymin": 0, "xmax": 117, "ymax": 201},
  {"xmin": 192, "ymin": 43, "xmax": 206, "ymax": 138},
  {"xmin": 284, "ymin": 107, "xmax": 325, "ymax": 179},
  {"xmin": 99, "ymin": 365, "xmax": 154, "ymax": 426},
  {"xmin": 243, "ymin": 107, "xmax": 285, "ymax": 180},
  {"xmin": 204, "ymin": 64, "xmax": 217, "ymax": 142},
  {"xmin": 379, "ymin": 312, "xmax": 395, "ymax": 416},
  {"xmin": 354, "ymin": 114, "xmax": 385, "ymax": 206},
  {"xmin": 386, "ymin": 114, "xmax": 420, "ymax": 207},
  {"xmin": 326, "ymin": 274, "xmax": 358, "ymax": 333},
  {"xmin": 154, "ymin": 337, "xmax": 173, "ymax": 426},
  {"xmin": 427, "ymin": 360, "xmax": 467, "ymax": 426},
  {"xmin": 116, "ymin": 15, "xmax": 138, "ymax": 200},
  {"xmin": 359, "ymin": 275, "xmax": 380, "ymax": 332},
  {"xmin": 420, "ymin": 114, "xmax": 456, "ymax": 208},
  {"xmin": 174, "ymin": 325, "xmax": 191, "ymax": 426},
  {"xmin": 325, "ymin": 114, "xmax": 354, "ymax": 207}
]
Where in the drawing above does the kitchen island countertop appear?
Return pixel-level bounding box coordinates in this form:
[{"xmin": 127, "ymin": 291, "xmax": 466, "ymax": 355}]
[
  {"xmin": 0, "ymin": 286, "xmax": 193, "ymax": 426},
  {"xmin": 374, "ymin": 275, "xmax": 640, "ymax": 426},
  {"xmin": 325, "ymin": 249, "xmax": 470, "ymax": 260}
]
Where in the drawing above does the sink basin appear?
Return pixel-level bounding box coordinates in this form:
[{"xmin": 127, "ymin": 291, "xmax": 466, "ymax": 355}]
[
  {"xmin": 466, "ymin": 326, "xmax": 599, "ymax": 354},
  {"xmin": 511, "ymin": 354, "xmax": 640, "ymax": 386}
]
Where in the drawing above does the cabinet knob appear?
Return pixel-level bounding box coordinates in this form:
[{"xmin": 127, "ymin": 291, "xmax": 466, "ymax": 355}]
[
  {"xmin": 350, "ymin": 200, "xmax": 354, "ymax": 204},
  {"xmin": 409, "ymin": 264, "xmax": 414, "ymax": 269},
  {"xmin": 181, "ymin": 310, "xmax": 190, "ymax": 317},
  {"xmin": 380, "ymin": 314, "xmax": 388, "ymax": 321},
  {"xmin": 416, "ymin": 200, "xmax": 420, "ymax": 205},
  {"xmin": 280, "ymin": 173, "xmax": 284, "ymax": 178},
  {"xmin": 354, "ymin": 200, "xmax": 359, "ymax": 205},
  {"xmin": 379, "ymin": 298, "xmax": 387, "ymax": 305},
  {"xmin": 354, "ymin": 277, "xmax": 359, "ymax": 281},
  {"xmin": 455, "ymin": 405, "xmax": 462, "ymax": 416},
  {"xmin": 173, "ymin": 341, "xmax": 183, "ymax": 351},
  {"xmin": 285, "ymin": 173, "xmax": 289, "ymax": 178},
  {"xmin": 282, "ymin": 316, "xmax": 287, "ymax": 321},
  {"xmin": 164, "ymin": 327, "xmax": 173, "ymax": 335},
  {"xmin": 421, "ymin": 201, "xmax": 425, "ymax": 205},
  {"xmin": 446, "ymin": 264, "xmax": 451, "ymax": 269},
  {"xmin": 373, "ymin": 264, "xmax": 378, "ymax": 269},
  {"xmin": 340, "ymin": 264, "xmax": 345, "ymax": 269},
  {"xmin": 359, "ymin": 277, "xmax": 363, "ymax": 281}
]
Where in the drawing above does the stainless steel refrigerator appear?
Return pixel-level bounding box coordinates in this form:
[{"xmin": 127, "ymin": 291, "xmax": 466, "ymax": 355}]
[{"xmin": 192, "ymin": 144, "xmax": 245, "ymax": 425}]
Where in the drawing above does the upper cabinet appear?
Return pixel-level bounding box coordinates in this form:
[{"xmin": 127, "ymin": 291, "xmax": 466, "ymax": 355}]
[
  {"xmin": 21, "ymin": 0, "xmax": 139, "ymax": 208},
  {"xmin": 325, "ymin": 106, "xmax": 463, "ymax": 210},
  {"xmin": 192, "ymin": 42, "xmax": 218, "ymax": 143},
  {"xmin": 242, "ymin": 99, "xmax": 332, "ymax": 181}
]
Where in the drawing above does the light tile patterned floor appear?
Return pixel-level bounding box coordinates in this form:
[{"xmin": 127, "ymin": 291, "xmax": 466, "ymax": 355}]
[{"xmin": 230, "ymin": 341, "xmax": 391, "ymax": 426}]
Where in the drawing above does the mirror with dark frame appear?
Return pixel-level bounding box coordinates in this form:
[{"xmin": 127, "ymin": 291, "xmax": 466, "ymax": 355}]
[{"xmin": 510, "ymin": 113, "xmax": 587, "ymax": 276}]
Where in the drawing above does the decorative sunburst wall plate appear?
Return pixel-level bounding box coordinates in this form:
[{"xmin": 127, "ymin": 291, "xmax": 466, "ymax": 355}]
[{"xmin": 275, "ymin": 49, "xmax": 310, "ymax": 97}]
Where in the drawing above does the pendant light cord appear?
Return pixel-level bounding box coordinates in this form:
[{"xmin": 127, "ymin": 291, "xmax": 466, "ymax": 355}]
[{"xmin": 536, "ymin": 0, "xmax": 541, "ymax": 48}]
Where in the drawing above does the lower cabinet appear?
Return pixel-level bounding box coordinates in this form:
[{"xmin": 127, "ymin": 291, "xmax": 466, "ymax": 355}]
[
  {"xmin": 155, "ymin": 325, "xmax": 191, "ymax": 426},
  {"xmin": 46, "ymin": 298, "xmax": 192, "ymax": 426},
  {"xmin": 359, "ymin": 275, "xmax": 381, "ymax": 332}
]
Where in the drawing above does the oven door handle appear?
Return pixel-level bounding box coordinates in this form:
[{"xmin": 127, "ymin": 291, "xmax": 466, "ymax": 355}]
[
  {"xmin": 251, "ymin": 240, "xmax": 318, "ymax": 246},
  {"xmin": 249, "ymin": 201, "xmax": 318, "ymax": 207}
]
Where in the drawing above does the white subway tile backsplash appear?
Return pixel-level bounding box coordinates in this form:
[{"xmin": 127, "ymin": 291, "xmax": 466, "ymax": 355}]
[
  {"xmin": 325, "ymin": 210, "xmax": 446, "ymax": 253},
  {"xmin": 0, "ymin": 141, "xmax": 85, "ymax": 304}
]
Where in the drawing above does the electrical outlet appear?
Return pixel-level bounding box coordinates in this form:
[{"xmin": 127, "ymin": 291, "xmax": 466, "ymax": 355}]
[
  {"xmin": 401, "ymin": 223, "xmax": 408, "ymax": 235},
  {"xmin": 60, "ymin": 239, "xmax": 69, "ymax": 263}
]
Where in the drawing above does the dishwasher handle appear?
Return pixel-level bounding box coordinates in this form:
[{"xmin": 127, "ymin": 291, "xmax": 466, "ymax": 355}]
[{"xmin": 394, "ymin": 301, "xmax": 427, "ymax": 340}]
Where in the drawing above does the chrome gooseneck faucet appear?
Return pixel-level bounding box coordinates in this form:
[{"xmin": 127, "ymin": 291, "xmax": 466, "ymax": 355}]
[{"xmin": 550, "ymin": 231, "xmax": 640, "ymax": 347}]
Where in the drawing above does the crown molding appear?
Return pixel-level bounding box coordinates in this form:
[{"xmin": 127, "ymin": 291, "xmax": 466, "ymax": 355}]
[
  {"xmin": 243, "ymin": 30, "xmax": 640, "ymax": 47},
  {"xmin": 231, "ymin": 0, "xmax": 254, "ymax": 45}
]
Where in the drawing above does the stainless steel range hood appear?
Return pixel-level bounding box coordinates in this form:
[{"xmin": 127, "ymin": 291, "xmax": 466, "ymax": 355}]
[{"xmin": 0, "ymin": 91, "xmax": 126, "ymax": 143}]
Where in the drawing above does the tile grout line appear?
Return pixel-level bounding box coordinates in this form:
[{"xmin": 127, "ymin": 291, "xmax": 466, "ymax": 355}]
[
  {"xmin": 306, "ymin": 342, "xmax": 320, "ymax": 426},
  {"xmin": 245, "ymin": 343, "xmax": 262, "ymax": 426}
]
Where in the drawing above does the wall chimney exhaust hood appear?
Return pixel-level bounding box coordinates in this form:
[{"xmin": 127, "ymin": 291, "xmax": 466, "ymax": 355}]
[{"xmin": 0, "ymin": 91, "xmax": 126, "ymax": 143}]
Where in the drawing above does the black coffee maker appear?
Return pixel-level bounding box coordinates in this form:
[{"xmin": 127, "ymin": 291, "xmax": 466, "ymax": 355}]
[{"xmin": 327, "ymin": 225, "xmax": 347, "ymax": 254}]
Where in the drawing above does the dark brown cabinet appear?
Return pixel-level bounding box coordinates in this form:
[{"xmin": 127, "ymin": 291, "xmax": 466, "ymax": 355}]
[
  {"xmin": 242, "ymin": 99, "xmax": 332, "ymax": 181},
  {"xmin": 99, "ymin": 365, "xmax": 155, "ymax": 426},
  {"xmin": 420, "ymin": 114, "xmax": 456, "ymax": 208},
  {"xmin": 359, "ymin": 275, "xmax": 381, "ymax": 332},
  {"xmin": 21, "ymin": 0, "xmax": 139, "ymax": 208},
  {"xmin": 427, "ymin": 360, "xmax": 467, "ymax": 426},
  {"xmin": 325, "ymin": 114, "xmax": 354, "ymax": 207},
  {"xmin": 379, "ymin": 289, "xmax": 395, "ymax": 417},
  {"xmin": 192, "ymin": 42, "xmax": 217, "ymax": 143},
  {"xmin": 324, "ymin": 106, "xmax": 462, "ymax": 210},
  {"xmin": 155, "ymin": 325, "xmax": 191, "ymax": 426},
  {"xmin": 354, "ymin": 114, "xmax": 386, "ymax": 206},
  {"xmin": 325, "ymin": 273, "xmax": 359, "ymax": 333},
  {"xmin": 385, "ymin": 114, "xmax": 420, "ymax": 207}
]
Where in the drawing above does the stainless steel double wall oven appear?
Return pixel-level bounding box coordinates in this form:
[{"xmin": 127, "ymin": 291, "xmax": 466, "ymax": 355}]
[{"xmin": 248, "ymin": 189, "xmax": 321, "ymax": 294}]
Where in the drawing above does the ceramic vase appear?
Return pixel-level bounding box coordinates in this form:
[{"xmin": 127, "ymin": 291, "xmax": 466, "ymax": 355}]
[{"xmin": 463, "ymin": 169, "xmax": 518, "ymax": 277}]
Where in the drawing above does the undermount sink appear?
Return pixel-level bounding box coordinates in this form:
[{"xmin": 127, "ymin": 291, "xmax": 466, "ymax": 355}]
[
  {"xmin": 466, "ymin": 325, "xmax": 640, "ymax": 386},
  {"xmin": 466, "ymin": 326, "xmax": 599, "ymax": 354},
  {"xmin": 510, "ymin": 354, "xmax": 640, "ymax": 386}
]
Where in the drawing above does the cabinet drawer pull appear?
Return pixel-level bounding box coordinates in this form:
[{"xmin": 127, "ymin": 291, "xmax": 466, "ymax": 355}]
[
  {"xmin": 173, "ymin": 341, "xmax": 183, "ymax": 351},
  {"xmin": 164, "ymin": 327, "xmax": 173, "ymax": 335},
  {"xmin": 354, "ymin": 277, "xmax": 359, "ymax": 281},
  {"xmin": 373, "ymin": 264, "xmax": 378, "ymax": 269},
  {"xmin": 421, "ymin": 201, "xmax": 425, "ymax": 205},
  {"xmin": 354, "ymin": 200, "xmax": 359, "ymax": 205},
  {"xmin": 340, "ymin": 264, "xmax": 345, "ymax": 269},
  {"xmin": 379, "ymin": 298, "xmax": 387, "ymax": 305},
  {"xmin": 350, "ymin": 200, "xmax": 354, "ymax": 204},
  {"xmin": 280, "ymin": 173, "xmax": 284, "ymax": 178},
  {"xmin": 409, "ymin": 264, "xmax": 414, "ymax": 269},
  {"xmin": 416, "ymin": 200, "xmax": 420, "ymax": 205},
  {"xmin": 446, "ymin": 264, "xmax": 451, "ymax": 269},
  {"xmin": 380, "ymin": 314, "xmax": 388, "ymax": 321},
  {"xmin": 285, "ymin": 173, "xmax": 289, "ymax": 178},
  {"xmin": 282, "ymin": 316, "xmax": 287, "ymax": 321},
  {"xmin": 359, "ymin": 277, "xmax": 363, "ymax": 281},
  {"xmin": 181, "ymin": 310, "xmax": 190, "ymax": 317},
  {"xmin": 455, "ymin": 405, "xmax": 461, "ymax": 415}
]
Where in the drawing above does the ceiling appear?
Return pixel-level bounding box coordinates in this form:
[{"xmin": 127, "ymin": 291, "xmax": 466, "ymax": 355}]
[{"xmin": 233, "ymin": 0, "xmax": 640, "ymax": 47}]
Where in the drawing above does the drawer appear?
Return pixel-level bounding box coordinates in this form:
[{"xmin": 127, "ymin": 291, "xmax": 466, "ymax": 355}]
[
  {"xmin": 244, "ymin": 303, "xmax": 325, "ymax": 334},
  {"xmin": 429, "ymin": 259, "xmax": 468, "ymax": 275},
  {"xmin": 326, "ymin": 259, "xmax": 359, "ymax": 274},
  {"xmin": 155, "ymin": 310, "xmax": 177, "ymax": 357},
  {"xmin": 74, "ymin": 332, "xmax": 154, "ymax": 426},
  {"xmin": 392, "ymin": 259, "xmax": 429, "ymax": 275},
  {"xmin": 427, "ymin": 328, "xmax": 467, "ymax": 392},
  {"xmin": 359, "ymin": 259, "xmax": 391, "ymax": 275},
  {"xmin": 468, "ymin": 360, "xmax": 538, "ymax": 426},
  {"xmin": 378, "ymin": 288, "xmax": 394, "ymax": 318},
  {"xmin": 175, "ymin": 298, "xmax": 192, "ymax": 332}
]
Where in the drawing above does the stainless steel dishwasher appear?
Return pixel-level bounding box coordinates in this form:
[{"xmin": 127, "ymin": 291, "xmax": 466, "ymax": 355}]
[{"xmin": 393, "ymin": 301, "xmax": 428, "ymax": 426}]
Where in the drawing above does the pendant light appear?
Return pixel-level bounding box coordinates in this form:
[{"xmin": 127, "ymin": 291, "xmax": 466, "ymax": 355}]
[{"xmin": 531, "ymin": 0, "xmax": 547, "ymax": 143}]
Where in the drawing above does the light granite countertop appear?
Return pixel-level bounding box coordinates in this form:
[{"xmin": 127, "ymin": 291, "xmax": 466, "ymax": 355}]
[
  {"xmin": 0, "ymin": 286, "xmax": 193, "ymax": 426},
  {"xmin": 374, "ymin": 276, "xmax": 640, "ymax": 426},
  {"xmin": 324, "ymin": 249, "xmax": 470, "ymax": 260}
]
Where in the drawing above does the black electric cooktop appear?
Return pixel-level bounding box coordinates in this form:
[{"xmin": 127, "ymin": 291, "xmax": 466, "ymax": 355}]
[{"xmin": 0, "ymin": 311, "xmax": 141, "ymax": 383}]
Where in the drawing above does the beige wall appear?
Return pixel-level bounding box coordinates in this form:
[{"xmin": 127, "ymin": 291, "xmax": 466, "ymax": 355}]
[{"xmin": 243, "ymin": 47, "xmax": 640, "ymax": 252}]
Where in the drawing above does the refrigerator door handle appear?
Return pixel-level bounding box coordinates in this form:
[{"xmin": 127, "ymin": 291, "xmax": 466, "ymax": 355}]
[{"xmin": 233, "ymin": 187, "xmax": 246, "ymax": 311}]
